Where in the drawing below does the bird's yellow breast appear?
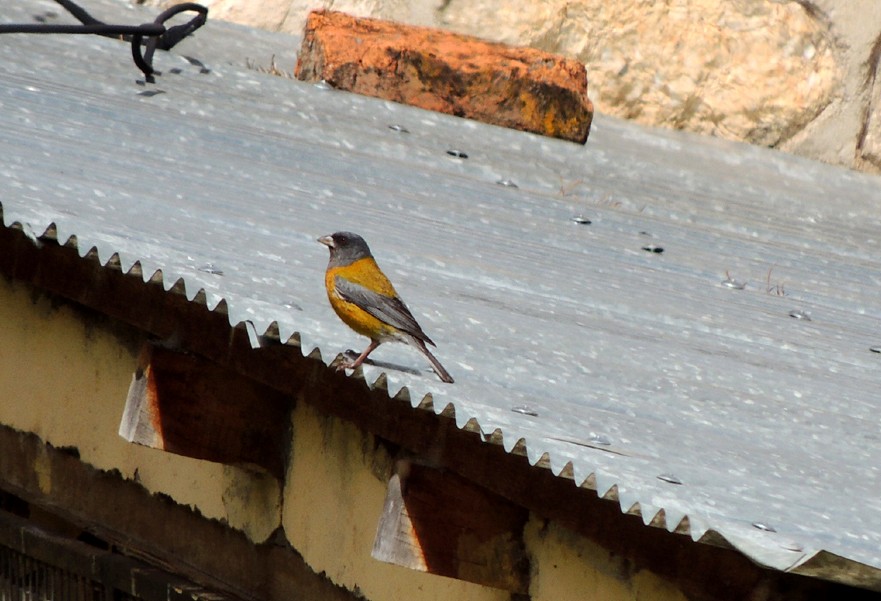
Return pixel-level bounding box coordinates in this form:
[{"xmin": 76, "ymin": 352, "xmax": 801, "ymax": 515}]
[
  {"xmin": 332, "ymin": 257, "xmax": 398, "ymax": 295},
  {"xmin": 326, "ymin": 258, "xmax": 399, "ymax": 340}
]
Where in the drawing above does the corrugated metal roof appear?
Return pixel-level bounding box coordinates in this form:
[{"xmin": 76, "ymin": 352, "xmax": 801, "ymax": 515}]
[{"xmin": 4, "ymin": 0, "xmax": 881, "ymax": 589}]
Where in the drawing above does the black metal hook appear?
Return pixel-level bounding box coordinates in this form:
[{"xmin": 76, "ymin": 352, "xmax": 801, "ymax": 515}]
[{"xmin": 137, "ymin": 3, "xmax": 209, "ymax": 82}]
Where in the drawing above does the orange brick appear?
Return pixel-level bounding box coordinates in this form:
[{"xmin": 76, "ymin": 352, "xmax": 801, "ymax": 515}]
[{"xmin": 295, "ymin": 10, "xmax": 594, "ymax": 143}]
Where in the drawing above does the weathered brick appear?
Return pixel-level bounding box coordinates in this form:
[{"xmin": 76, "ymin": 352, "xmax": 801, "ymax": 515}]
[{"xmin": 295, "ymin": 10, "xmax": 593, "ymax": 143}]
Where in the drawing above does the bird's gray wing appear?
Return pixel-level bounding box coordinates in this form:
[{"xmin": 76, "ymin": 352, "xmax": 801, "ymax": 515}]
[{"xmin": 334, "ymin": 275, "xmax": 434, "ymax": 345}]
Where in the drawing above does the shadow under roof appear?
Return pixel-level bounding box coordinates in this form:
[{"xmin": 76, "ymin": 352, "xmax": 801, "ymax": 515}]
[{"xmin": 3, "ymin": 0, "xmax": 881, "ymax": 590}]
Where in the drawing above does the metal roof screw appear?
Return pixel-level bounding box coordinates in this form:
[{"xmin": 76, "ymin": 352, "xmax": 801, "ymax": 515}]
[
  {"xmin": 781, "ymin": 541, "xmax": 804, "ymax": 552},
  {"xmin": 752, "ymin": 521, "xmax": 776, "ymax": 533},
  {"xmin": 571, "ymin": 215, "xmax": 592, "ymax": 225},
  {"xmin": 446, "ymin": 149, "xmax": 468, "ymax": 159},
  {"xmin": 656, "ymin": 473, "xmax": 683, "ymax": 485},
  {"xmin": 198, "ymin": 263, "xmax": 224, "ymax": 276},
  {"xmin": 788, "ymin": 309, "xmax": 811, "ymax": 321},
  {"xmin": 588, "ymin": 434, "xmax": 611, "ymax": 446},
  {"xmin": 388, "ymin": 124, "xmax": 409, "ymax": 133},
  {"xmin": 313, "ymin": 80, "xmax": 332, "ymax": 90},
  {"xmin": 496, "ymin": 179, "xmax": 518, "ymax": 188},
  {"xmin": 721, "ymin": 271, "xmax": 746, "ymax": 289},
  {"xmin": 642, "ymin": 244, "xmax": 664, "ymax": 254},
  {"xmin": 721, "ymin": 278, "xmax": 746, "ymax": 289},
  {"xmin": 511, "ymin": 405, "xmax": 539, "ymax": 417}
]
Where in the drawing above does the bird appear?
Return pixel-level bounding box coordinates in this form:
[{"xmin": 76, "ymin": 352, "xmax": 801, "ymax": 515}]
[{"xmin": 318, "ymin": 231, "xmax": 454, "ymax": 384}]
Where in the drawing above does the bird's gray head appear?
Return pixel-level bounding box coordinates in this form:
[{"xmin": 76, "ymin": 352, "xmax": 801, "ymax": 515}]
[{"xmin": 318, "ymin": 231, "xmax": 374, "ymax": 267}]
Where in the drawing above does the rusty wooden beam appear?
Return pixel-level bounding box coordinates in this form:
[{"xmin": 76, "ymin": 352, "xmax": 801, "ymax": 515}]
[
  {"xmin": 372, "ymin": 460, "xmax": 528, "ymax": 592},
  {"xmin": 120, "ymin": 343, "xmax": 291, "ymax": 480}
]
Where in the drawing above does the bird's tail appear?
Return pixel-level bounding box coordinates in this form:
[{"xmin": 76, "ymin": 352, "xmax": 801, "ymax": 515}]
[{"xmin": 411, "ymin": 338, "xmax": 455, "ymax": 384}]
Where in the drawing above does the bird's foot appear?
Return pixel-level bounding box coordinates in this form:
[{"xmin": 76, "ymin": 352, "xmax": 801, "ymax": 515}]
[{"xmin": 334, "ymin": 349, "xmax": 365, "ymax": 372}]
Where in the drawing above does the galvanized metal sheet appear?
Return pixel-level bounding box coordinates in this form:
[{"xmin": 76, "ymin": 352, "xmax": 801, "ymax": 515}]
[{"xmin": 3, "ymin": 0, "xmax": 881, "ymax": 587}]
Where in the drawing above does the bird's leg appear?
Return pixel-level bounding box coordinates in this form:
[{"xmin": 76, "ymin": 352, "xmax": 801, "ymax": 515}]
[{"xmin": 338, "ymin": 339, "xmax": 380, "ymax": 371}]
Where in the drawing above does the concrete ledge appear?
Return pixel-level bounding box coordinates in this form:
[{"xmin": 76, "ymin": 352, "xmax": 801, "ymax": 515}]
[{"xmin": 294, "ymin": 10, "xmax": 594, "ymax": 143}]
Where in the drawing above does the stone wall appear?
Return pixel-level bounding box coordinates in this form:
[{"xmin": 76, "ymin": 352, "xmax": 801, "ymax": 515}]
[{"xmin": 137, "ymin": 0, "xmax": 881, "ymax": 174}]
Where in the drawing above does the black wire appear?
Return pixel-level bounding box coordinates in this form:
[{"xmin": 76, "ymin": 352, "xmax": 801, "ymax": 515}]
[
  {"xmin": 53, "ymin": 0, "xmax": 103, "ymax": 27},
  {"xmin": 0, "ymin": 0, "xmax": 208, "ymax": 82},
  {"xmin": 0, "ymin": 23, "xmax": 165, "ymax": 36}
]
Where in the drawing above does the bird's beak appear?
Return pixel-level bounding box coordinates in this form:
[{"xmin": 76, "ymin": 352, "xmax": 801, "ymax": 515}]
[{"xmin": 317, "ymin": 235, "xmax": 334, "ymax": 248}]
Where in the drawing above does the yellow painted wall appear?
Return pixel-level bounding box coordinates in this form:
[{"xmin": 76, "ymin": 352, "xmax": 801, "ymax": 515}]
[
  {"xmin": 0, "ymin": 277, "xmax": 280, "ymax": 542},
  {"xmin": 525, "ymin": 517, "xmax": 688, "ymax": 601}
]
